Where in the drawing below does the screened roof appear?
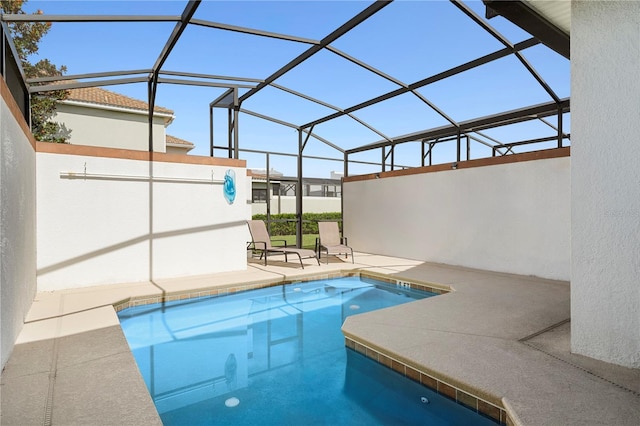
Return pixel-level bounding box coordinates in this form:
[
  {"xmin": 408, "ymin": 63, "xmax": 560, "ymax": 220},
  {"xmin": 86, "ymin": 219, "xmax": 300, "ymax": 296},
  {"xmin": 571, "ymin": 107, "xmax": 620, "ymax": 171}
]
[{"xmin": 2, "ymin": 0, "xmax": 570, "ymax": 177}]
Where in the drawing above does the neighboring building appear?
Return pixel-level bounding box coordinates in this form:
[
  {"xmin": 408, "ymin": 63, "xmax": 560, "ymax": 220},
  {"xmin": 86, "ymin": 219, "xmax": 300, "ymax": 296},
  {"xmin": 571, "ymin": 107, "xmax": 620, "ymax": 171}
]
[
  {"xmin": 165, "ymin": 134, "xmax": 195, "ymax": 155},
  {"xmin": 249, "ymin": 169, "xmax": 342, "ymax": 215},
  {"xmin": 54, "ymin": 86, "xmax": 194, "ymax": 154}
]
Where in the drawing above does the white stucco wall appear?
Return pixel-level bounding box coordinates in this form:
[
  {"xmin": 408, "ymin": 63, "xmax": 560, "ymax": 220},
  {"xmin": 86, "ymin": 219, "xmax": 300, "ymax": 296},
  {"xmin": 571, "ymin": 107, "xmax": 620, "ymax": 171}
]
[
  {"xmin": 571, "ymin": 1, "xmax": 640, "ymax": 368},
  {"xmin": 1, "ymin": 91, "xmax": 37, "ymax": 369},
  {"xmin": 166, "ymin": 145, "xmax": 191, "ymax": 155},
  {"xmin": 55, "ymin": 103, "xmax": 167, "ymax": 152},
  {"xmin": 251, "ymin": 196, "xmax": 342, "ymax": 216},
  {"xmin": 344, "ymin": 154, "xmax": 570, "ymax": 281},
  {"xmin": 36, "ymin": 150, "xmax": 249, "ymax": 291}
]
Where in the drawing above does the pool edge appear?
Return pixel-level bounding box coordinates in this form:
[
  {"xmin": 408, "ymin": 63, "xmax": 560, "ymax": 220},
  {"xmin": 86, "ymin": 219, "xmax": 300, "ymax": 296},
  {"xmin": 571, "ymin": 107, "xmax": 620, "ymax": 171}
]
[
  {"xmin": 344, "ymin": 337, "xmax": 508, "ymax": 425},
  {"xmin": 113, "ymin": 269, "xmax": 451, "ymax": 313},
  {"xmin": 113, "ymin": 270, "xmax": 496, "ymax": 423}
]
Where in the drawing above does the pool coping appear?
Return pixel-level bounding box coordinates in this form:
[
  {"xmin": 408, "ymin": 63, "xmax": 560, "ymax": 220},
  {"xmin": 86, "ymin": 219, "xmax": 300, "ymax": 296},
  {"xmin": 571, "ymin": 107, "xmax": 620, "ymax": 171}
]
[
  {"xmin": 344, "ymin": 338, "xmax": 507, "ymax": 424},
  {"xmin": 345, "ymin": 271, "xmax": 509, "ymax": 424},
  {"xmin": 112, "ymin": 269, "xmax": 450, "ymax": 313}
]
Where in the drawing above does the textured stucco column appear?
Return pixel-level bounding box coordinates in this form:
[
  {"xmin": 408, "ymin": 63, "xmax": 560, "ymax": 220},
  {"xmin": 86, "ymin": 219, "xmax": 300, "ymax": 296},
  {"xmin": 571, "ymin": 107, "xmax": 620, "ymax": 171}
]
[{"xmin": 571, "ymin": 1, "xmax": 640, "ymax": 368}]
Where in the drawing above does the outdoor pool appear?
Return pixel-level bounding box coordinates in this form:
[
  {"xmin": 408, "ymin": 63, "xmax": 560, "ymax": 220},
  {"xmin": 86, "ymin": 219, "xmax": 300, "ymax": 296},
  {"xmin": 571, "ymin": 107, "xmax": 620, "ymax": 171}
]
[{"xmin": 118, "ymin": 276, "xmax": 496, "ymax": 425}]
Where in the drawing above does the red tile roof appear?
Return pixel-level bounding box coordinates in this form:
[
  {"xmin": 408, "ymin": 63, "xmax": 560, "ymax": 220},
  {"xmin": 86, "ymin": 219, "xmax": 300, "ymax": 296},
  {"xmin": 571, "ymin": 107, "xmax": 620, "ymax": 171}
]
[
  {"xmin": 66, "ymin": 86, "xmax": 173, "ymax": 115},
  {"xmin": 166, "ymin": 134, "xmax": 195, "ymax": 148}
]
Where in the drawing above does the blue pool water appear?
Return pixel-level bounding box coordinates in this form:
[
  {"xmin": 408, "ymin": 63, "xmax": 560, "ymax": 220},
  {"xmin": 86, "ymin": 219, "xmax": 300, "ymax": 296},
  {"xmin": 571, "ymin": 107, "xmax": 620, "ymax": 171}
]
[{"xmin": 118, "ymin": 276, "xmax": 496, "ymax": 425}]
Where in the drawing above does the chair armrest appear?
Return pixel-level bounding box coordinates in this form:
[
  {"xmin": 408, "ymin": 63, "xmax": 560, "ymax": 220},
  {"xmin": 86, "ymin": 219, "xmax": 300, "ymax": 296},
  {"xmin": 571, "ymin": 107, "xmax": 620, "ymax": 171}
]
[
  {"xmin": 271, "ymin": 239, "xmax": 288, "ymax": 247},
  {"xmin": 341, "ymin": 236, "xmax": 348, "ymax": 245},
  {"xmin": 251, "ymin": 241, "xmax": 267, "ymax": 250}
]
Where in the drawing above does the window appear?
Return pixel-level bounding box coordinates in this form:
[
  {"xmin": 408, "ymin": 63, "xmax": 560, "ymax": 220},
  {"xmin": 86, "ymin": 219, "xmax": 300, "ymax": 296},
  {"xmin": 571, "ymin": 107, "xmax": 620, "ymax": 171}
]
[{"xmin": 252, "ymin": 188, "xmax": 267, "ymax": 203}]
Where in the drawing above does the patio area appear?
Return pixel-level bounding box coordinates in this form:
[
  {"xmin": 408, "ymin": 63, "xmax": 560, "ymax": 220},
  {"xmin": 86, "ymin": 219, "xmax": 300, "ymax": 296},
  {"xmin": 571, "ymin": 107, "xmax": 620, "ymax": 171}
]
[
  {"xmin": 2, "ymin": 2, "xmax": 640, "ymax": 425},
  {"xmin": 2, "ymin": 253, "xmax": 638, "ymax": 425}
]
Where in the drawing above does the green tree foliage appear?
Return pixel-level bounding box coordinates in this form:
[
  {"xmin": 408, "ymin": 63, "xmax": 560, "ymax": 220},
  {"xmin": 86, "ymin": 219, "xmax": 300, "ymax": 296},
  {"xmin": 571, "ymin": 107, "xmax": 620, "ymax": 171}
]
[
  {"xmin": 1, "ymin": 0, "xmax": 70, "ymax": 142},
  {"xmin": 252, "ymin": 212, "xmax": 343, "ymax": 236}
]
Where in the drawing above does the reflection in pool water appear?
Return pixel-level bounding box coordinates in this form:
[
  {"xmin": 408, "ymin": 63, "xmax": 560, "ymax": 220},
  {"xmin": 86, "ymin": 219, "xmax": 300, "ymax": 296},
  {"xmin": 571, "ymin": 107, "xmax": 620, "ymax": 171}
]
[{"xmin": 118, "ymin": 276, "xmax": 495, "ymax": 425}]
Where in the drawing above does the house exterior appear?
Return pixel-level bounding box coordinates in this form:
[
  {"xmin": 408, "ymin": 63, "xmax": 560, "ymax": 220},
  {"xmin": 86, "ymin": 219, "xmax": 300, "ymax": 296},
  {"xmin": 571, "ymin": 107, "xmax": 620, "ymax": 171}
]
[
  {"xmin": 55, "ymin": 86, "xmax": 194, "ymax": 154},
  {"xmin": 1, "ymin": 0, "xmax": 638, "ymax": 375},
  {"xmin": 55, "ymin": 87, "xmax": 335, "ymax": 216},
  {"xmin": 249, "ymin": 169, "xmax": 342, "ymax": 215},
  {"xmin": 165, "ymin": 134, "xmax": 195, "ymax": 155}
]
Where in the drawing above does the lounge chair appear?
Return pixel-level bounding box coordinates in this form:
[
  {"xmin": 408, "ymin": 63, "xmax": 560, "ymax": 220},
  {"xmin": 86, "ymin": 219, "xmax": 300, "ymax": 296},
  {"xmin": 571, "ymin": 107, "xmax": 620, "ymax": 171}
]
[
  {"xmin": 247, "ymin": 220, "xmax": 320, "ymax": 269},
  {"xmin": 316, "ymin": 221, "xmax": 354, "ymax": 264}
]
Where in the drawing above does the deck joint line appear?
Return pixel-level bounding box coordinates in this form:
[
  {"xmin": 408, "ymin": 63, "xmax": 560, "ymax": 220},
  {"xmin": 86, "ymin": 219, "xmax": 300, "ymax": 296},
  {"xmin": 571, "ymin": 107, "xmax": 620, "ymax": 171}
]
[
  {"xmin": 519, "ymin": 319, "xmax": 639, "ymax": 397},
  {"xmin": 521, "ymin": 339, "xmax": 640, "ymax": 398},
  {"xmin": 518, "ymin": 318, "xmax": 570, "ymax": 342},
  {"xmin": 43, "ymin": 299, "xmax": 65, "ymax": 426}
]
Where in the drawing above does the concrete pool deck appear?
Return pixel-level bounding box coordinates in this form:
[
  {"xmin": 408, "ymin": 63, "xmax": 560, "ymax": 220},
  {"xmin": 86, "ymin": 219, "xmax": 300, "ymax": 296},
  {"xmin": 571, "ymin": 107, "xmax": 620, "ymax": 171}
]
[{"xmin": 1, "ymin": 253, "xmax": 638, "ymax": 425}]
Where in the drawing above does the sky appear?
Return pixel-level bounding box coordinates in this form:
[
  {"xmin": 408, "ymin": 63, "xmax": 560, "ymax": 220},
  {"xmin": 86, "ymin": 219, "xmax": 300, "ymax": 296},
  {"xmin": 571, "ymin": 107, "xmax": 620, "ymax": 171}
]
[{"xmin": 18, "ymin": 0, "xmax": 570, "ymax": 178}]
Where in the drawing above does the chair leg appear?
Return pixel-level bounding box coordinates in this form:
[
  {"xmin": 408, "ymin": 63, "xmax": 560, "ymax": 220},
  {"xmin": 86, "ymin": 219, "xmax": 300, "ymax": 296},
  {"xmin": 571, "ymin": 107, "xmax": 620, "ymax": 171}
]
[{"xmin": 297, "ymin": 253, "xmax": 304, "ymax": 269}]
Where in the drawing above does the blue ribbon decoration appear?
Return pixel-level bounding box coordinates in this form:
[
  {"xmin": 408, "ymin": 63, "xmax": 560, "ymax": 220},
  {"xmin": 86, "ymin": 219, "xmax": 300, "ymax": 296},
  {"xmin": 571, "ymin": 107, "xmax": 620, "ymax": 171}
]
[{"xmin": 223, "ymin": 169, "xmax": 236, "ymax": 205}]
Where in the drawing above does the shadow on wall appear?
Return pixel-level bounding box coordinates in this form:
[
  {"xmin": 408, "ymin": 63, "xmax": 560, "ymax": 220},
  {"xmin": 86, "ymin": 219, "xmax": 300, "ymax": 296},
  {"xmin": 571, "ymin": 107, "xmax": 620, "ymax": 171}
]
[
  {"xmin": 36, "ymin": 145, "xmax": 248, "ymax": 290},
  {"xmin": 37, "ymin": 220, "xmax": 248, "ymax": 277}
]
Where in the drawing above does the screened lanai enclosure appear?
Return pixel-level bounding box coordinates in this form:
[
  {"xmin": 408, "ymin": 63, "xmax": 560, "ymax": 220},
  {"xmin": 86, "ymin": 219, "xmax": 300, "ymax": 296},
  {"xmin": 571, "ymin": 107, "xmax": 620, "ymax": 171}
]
[
  {"xmin": 1, "ymin": 0, "xmax": 569, "ymax": 244},
  {"xmin": 5, "ymin": 0, "xmax": 640, "ymax": 401}
]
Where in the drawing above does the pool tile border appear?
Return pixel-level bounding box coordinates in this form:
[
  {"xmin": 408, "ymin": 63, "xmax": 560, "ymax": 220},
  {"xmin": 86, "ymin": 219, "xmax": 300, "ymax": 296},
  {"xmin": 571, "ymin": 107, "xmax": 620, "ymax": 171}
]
[
  {"xmin": 358, "ymin": 271, "xmax": 450, "ymax": 295},
  {"xmin": 113, "ymin": 280, "xmax": 280, "ymax": 312},
  {"xmin": 113, "ymin": 270, "xmax": 450, "ymax": 313},
  {"xmin": 345, "ymin": 338, "xmax": 508, "ymax": 425}
]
